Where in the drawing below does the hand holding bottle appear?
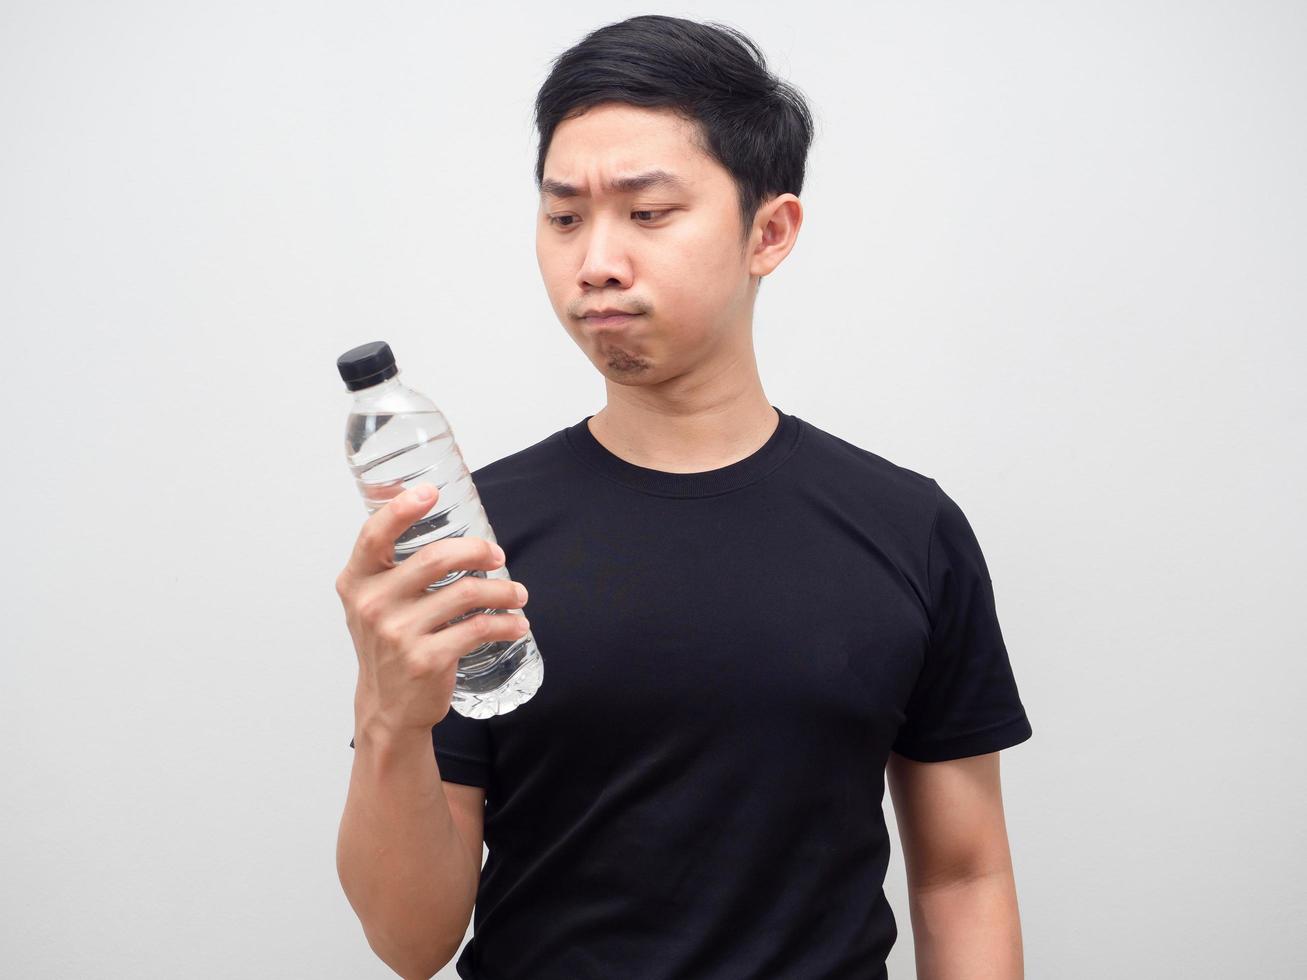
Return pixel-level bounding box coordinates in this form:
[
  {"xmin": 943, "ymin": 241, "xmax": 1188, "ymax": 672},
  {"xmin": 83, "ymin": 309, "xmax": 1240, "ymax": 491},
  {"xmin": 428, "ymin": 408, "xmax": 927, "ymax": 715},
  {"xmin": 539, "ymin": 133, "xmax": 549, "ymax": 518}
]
[
  {"xmin": 336, "ymin": 482, "xmax": 532, "ymax": 736},
  {"xmin": 337, "ymin": 339, "xmax": 544, "ymax": 717}
]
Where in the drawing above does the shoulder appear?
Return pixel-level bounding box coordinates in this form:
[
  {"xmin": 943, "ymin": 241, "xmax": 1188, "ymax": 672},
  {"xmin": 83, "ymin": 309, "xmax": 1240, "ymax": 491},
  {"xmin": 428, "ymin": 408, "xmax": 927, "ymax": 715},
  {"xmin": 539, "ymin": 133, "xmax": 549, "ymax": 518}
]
[{"xmin": 793, "ymin": 415, "xmax": 942, "ymax": 521}]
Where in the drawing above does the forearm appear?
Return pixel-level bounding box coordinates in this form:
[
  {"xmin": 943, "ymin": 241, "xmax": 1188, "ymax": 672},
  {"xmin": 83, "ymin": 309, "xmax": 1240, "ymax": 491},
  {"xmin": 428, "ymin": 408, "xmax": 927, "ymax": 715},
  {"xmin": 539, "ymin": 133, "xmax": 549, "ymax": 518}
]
[
  {"xmin": 906, "ymin": 870, "xmax": 1024, "ymax": 980},
  {"xmin": 337, "ymin": 722, "xmax": 479, "ymax": 980}
]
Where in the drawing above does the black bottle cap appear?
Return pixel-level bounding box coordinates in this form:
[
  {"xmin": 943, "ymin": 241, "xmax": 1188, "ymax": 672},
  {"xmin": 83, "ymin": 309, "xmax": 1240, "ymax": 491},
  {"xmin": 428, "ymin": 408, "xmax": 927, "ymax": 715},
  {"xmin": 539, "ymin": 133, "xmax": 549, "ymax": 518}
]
[{"xmin": 337, "ymin": 341, "xmax": 399, "ymax": 391}]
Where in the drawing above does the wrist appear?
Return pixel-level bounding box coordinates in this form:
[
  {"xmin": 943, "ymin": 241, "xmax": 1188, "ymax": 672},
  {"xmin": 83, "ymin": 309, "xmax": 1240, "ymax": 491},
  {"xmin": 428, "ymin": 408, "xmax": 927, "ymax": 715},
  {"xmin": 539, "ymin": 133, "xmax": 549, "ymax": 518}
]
[{"xmin": 353, "ymin": 688, "xmax": 432, "ymax": 750}]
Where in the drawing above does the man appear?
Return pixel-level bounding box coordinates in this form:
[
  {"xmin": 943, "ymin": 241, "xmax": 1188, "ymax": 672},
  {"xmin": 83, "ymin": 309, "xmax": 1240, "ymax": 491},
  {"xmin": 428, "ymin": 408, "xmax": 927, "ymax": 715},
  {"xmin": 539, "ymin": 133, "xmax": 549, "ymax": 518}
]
[{"xmin": 343, "ymin": 14, "xmax": 1032, "ymax": 979}]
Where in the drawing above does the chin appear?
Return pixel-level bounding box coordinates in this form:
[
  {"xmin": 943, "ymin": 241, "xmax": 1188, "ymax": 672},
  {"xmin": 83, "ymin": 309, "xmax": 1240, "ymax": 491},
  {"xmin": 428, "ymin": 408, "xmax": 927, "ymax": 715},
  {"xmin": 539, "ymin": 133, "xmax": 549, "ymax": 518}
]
[
  {"xmin": 592, "ymin": 340, "xmax": 654, "ymax": 376},
  {"xmin": 598, "ymin": 357, "xmax": 655, "ymax": 379}
]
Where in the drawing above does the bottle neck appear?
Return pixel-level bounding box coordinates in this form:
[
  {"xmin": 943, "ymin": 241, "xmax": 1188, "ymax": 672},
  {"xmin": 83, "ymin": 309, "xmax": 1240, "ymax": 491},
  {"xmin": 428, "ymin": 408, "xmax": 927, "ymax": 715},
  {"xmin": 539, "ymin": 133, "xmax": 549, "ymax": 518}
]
[{"xmin": 351, "ymin": 372, "xmax": 403, "ymax": 403}]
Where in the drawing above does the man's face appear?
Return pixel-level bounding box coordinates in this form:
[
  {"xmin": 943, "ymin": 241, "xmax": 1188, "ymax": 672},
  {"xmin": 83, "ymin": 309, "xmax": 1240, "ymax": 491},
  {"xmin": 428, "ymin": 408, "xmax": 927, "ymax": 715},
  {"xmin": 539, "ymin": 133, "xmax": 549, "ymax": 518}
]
[{"xmin": 535, "ymin": 102, "xmax": 760, "ymax": 386}]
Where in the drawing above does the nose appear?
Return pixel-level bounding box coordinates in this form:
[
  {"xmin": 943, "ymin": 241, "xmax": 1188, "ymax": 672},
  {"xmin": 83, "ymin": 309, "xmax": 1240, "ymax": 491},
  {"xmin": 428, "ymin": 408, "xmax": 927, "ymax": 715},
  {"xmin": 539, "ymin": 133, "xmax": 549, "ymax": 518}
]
[{"xmin": 576, "ymin": 216, "xmax": 632, "ymax": 291}]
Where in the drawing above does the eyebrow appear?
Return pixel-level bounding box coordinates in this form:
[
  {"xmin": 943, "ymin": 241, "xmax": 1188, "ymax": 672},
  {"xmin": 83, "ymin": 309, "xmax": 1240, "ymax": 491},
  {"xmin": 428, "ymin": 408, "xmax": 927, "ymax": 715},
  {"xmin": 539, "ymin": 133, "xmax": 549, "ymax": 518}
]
[{"xmin": 540, "ymin": 169, "xmax": 689, "ymax": 200}]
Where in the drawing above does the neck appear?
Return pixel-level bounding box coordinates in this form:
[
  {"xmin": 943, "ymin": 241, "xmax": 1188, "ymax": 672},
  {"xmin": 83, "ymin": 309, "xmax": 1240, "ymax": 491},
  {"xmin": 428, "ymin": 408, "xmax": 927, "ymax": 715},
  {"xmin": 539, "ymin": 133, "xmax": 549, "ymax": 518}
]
[{"xmin": 588, "ymin": 362, "xmax": 778, "ymax": 474}]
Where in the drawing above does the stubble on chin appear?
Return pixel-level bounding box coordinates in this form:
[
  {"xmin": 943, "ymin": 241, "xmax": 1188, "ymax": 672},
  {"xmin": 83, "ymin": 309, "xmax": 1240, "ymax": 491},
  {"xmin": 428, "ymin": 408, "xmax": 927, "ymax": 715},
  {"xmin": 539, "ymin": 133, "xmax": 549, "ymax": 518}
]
[{"xmin": 599, "ymin": 343, "xmax": 651, "ymax": 374}]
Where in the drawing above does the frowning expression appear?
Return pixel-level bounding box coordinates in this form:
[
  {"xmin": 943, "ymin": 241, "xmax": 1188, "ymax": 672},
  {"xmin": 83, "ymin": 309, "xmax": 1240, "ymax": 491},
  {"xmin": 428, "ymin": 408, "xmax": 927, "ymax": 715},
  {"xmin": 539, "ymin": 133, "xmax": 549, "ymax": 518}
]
[{"xmin": 535, "ymin": 102, "xmax": 761, "ymax": 385}]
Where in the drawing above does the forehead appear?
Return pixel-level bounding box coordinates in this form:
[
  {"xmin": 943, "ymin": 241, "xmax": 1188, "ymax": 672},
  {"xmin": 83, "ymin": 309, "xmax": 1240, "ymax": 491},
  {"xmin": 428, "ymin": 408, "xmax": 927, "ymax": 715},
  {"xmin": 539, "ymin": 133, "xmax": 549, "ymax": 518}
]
[{"xmin": 540, "ymin": 103, "xmax": 714, "ymax": 198}]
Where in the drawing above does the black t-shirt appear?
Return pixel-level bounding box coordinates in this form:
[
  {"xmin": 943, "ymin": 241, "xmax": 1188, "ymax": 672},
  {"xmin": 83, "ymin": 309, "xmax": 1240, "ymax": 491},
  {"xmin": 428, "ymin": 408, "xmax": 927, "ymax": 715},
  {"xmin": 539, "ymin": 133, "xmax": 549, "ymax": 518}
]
[{"xmin": 356, "ymin": 406, "xmax": 1032, "ymax": 979}]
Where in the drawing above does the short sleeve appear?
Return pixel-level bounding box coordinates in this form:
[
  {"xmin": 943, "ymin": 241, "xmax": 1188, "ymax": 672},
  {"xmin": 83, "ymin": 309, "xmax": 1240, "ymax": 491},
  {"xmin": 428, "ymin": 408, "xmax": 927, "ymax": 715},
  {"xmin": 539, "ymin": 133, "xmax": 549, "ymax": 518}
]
[
  {"xmin": 430, "ymin": 708, "xmax": 493, "ymax": 788},
  {"xmin": 346, "ymin": 710, "xmax": 493, "ymax": 788},
  {"xmin": 891, "ymin": 480, "xmax": 1033, "ymax": 762}
]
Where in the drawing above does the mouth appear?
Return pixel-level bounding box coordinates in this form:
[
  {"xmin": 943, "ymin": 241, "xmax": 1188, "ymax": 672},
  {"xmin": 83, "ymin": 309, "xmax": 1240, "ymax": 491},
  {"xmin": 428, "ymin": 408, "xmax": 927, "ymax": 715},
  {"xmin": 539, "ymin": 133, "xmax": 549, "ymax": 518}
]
[{"xmin": 583, "ymin": 313, "xmax": 641, "ymax": 328}]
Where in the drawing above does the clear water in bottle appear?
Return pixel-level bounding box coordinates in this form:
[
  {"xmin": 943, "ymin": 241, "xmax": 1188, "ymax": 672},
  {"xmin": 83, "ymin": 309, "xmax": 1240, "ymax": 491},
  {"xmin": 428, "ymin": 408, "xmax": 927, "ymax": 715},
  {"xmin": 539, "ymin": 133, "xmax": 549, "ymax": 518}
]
[{"xmin": 337, "ymin": 341, "xmax": 543, "ymax": 719}]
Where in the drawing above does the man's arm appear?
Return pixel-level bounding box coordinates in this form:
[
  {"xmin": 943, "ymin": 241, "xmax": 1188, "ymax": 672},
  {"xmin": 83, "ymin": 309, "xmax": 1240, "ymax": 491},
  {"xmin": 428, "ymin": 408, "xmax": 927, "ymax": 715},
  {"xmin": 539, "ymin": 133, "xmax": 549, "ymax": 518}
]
[
  {"xmin": 338, "ymin": 723, "xmax": 482, "ymax": 980},
  {"xmin": 886, "ymin": 749, "xmax": 1024, "ymax": 980}
]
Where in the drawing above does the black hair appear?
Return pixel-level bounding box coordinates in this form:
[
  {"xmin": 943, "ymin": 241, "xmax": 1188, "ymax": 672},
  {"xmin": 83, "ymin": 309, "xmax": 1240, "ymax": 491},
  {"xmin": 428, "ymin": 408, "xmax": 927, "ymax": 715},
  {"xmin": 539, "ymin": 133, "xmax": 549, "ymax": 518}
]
[{"xmin": 533, "ymin": 15, "xmax": 817, "ymax": 250}]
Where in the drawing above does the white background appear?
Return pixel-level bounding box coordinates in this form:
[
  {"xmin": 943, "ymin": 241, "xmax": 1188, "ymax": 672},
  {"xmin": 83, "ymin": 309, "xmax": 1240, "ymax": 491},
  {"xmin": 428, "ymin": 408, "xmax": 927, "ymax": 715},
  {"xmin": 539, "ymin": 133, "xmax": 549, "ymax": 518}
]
[{"xmin": 2, "ymin": 1, "xmax": 1304, "ymax": 977}]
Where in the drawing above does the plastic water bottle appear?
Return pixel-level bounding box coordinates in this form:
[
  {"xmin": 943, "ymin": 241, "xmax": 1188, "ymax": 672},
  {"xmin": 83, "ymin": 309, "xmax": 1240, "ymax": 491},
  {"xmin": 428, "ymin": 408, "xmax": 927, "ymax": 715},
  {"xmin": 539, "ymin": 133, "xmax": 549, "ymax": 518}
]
[{"xmin": 336, "ymin": 340, "xmax": 544, "ymax": 719}]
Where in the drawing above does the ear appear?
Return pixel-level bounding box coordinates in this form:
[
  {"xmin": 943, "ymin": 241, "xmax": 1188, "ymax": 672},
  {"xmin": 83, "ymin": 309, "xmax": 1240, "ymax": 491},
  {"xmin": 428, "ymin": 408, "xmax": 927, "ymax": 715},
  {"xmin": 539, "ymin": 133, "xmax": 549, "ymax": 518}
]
[{"xmin": 749, "ymin": 193, "xmax": 803, "ymax": 279}]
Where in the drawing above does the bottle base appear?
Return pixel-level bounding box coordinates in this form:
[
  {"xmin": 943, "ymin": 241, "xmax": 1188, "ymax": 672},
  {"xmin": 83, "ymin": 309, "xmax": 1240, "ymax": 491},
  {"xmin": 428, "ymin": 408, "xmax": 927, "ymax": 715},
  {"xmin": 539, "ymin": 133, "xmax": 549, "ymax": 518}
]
[{"xmin": 451, "ymin": 647, "xmax": 543, "ymax": 719}]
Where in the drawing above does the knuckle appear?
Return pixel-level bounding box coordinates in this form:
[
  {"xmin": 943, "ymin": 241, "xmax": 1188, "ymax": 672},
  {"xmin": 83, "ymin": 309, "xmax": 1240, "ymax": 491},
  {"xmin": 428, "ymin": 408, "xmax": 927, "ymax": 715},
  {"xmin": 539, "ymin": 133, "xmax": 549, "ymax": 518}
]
[
  {"xmin": 445, "ymin": 577, "xmax": 476, "ymax": 609},
  {"xmin": 402, "ymin": 653, "xmax": 430, "ymax": 681},
  {"xmin": 422, "ymin": 541, "xmax": 450, "ymax": 569},
  {"xmin": 355, "ymin": 591, "xmax": 384, "ymax": 625},
  {"xmin": 466, "ymin": 572, "xmax": 496, "ymax": 602},
  {"xmin": 359, "ymin": 524, "xmax": 382, "ymax": 554}
]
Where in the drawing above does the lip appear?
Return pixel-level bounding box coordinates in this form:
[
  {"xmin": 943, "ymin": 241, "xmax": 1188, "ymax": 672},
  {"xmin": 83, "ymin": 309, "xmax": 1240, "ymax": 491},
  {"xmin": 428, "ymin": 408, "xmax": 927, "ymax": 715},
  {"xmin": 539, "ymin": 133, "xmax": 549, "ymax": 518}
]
[{"xmin": 583, "ymin": 312, "xmax": 641, "ymax": 327}]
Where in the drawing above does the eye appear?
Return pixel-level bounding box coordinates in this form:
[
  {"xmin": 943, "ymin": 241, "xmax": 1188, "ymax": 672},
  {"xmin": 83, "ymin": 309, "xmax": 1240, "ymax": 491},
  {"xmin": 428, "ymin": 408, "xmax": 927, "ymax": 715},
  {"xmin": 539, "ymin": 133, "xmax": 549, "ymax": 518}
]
[{"xmin": 545, "ymin": 210, "xmax": 671, "ymax": 229}]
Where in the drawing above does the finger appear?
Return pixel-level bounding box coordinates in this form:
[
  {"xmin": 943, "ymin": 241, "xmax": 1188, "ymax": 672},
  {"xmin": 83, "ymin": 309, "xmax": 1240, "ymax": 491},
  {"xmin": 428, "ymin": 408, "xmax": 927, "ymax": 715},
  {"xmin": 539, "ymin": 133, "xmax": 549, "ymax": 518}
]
[
  {"xmin": 390, "ymin": 534, "xmax": 507, "ymax": 597},
  {"xmin": 403, "ymin": 576, "xmax": 527, "ymax": 635},
  {"xmin": 418, "ymin": 608, "xmax": 532, "ymax": 663},
  {"xmin": 345, "ymin": 482, "xmax": 441, "ymax": 579}
]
